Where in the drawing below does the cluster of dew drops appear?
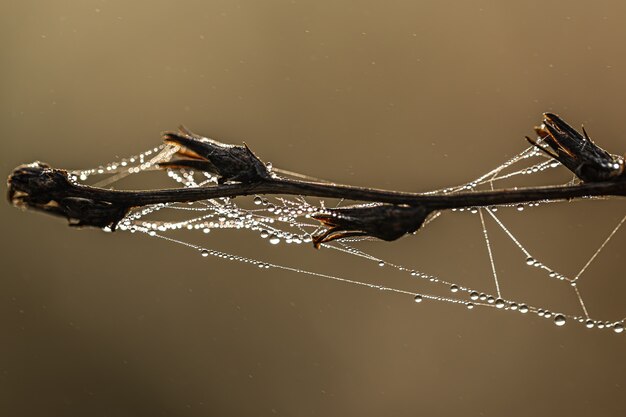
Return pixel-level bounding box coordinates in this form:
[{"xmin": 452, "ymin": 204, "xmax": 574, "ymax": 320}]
[
  {"xmin": 69, "ymin": 143, "xmax": 625, "ymax": 334},
  {"xmin": 407, "ymin": 263, "xmax": 624, "ymax": 333}
]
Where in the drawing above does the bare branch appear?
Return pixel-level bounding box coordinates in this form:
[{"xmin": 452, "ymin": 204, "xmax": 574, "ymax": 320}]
[{"xmin": 7, "ymin": 114, "xmax": 626, "ymax": 245}]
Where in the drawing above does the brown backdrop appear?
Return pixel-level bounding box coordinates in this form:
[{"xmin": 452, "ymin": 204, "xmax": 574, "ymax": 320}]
[{"xmin": 2, "ymin": 1, "xmax": 625, "ymax": 416}]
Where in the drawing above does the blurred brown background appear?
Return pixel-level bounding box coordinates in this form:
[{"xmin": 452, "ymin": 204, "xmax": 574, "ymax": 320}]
[{"xmin": 2, "ymin": 1, "xmax": 626, "ymax": 416}]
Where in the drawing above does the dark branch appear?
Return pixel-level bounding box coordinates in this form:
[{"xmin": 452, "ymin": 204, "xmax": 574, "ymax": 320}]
[{"xmin": 7, "ymin": 114, "xmax": 626, "ymax": 245}]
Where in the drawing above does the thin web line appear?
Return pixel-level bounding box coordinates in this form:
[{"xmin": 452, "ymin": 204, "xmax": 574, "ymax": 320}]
[
  {"xmin": 479, "ymin": 209, "xmax": 501, "ymax": 298},
  {"xmin": 573, "ymin": 284, "xmax": 590, "ymax": 319},
  {"xmin": 573, "ymin": 213, "xmax": 626, "ymax": 282}
]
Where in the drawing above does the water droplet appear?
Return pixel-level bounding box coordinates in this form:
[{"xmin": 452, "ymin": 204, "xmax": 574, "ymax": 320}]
[
  {"xmin": 613, "ymin": 323, "xmax": 624, "ymax": 334},
  {"xmin": 585, "ymin": 319, "xmax": 595, "ymax": 329},
  {"xmin": 469, "ymin": 291, "xmax": 479, "ymax": 301},
  {"xmin": 554, "ymin": 314, "xmax": 566, "ymax": 326},
  {"xmin": 519, "ymin": 304, "xmax": 529, "ymax": 314},
  {"xmin": 413, "ymin": 294, "xmax": 423, "ymax": 303},
  {"xmin": 269, "ymin": 235, "xmax": 280, "ymax": 245},
  {"xmin": 450, "ymin": 285, "xmax": 459, "ymax": 293},
  {"xmin": 260, "ymin": 230, "xmax": 269, "ymax": 238},
  {"xmin": 525, "ymin": 257, "xmax": 535, "ymax": 266},
  {"xmin": 487, "ymin": 296, "xmax": 495, "ymax": 304},
  {"xmin": 201, "ymin": 249, "xmax": 209, "ymax": 257},
  {"xmin": 378, "ymin": 261, "xmax": 385, "ymax": 267},
  {"xmin": 517, "ymin": 204, "xmax": 524, "ymax": 211},
  {"xmin": 495, "ymin": 298, "xmax": 505, "ymax": 309},
  {"xmin": 253, "ymin": 196, "xmax": 263, "ymax": 205},
  {"xmin": 466, "ymin": 303, "xmax": 474, "ymax": 309},
  {"xmin": 203, "ymin": 228, "xmax": 211, "ymax": 234}
]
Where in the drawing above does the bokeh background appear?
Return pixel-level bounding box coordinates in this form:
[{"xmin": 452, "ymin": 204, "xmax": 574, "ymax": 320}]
[{"xmin": 2, "ymin": 1, "xmax": 625, "ymax": 416}]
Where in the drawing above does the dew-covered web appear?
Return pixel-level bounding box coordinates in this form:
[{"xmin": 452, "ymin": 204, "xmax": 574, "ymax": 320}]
[{"xmin": 69, "ymin": 139, "xmax": 625, "ymax": 334}]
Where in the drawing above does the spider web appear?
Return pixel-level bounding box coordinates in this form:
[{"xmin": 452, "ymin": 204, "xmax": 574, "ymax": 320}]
[{"xmin": 67, "ymin": 139, "xmax": 626, "ymax": 334}]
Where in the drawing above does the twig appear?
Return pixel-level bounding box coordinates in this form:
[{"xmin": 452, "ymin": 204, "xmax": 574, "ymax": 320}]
[{"xmin": 7, "ymin": 113, "xmax": 626, "ymax": 247}]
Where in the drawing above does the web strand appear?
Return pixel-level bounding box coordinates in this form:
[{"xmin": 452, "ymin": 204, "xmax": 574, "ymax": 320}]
[
  {"xmin": 572, "ymin": 213, "xmax": 626, "ymax": 282},
  {"xmin": 479, "ymin": 209, "xmax": 502, "ymax": 298}
]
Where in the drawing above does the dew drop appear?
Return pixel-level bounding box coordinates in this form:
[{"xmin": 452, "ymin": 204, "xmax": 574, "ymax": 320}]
[
  {"xmin": 613, "ymin": 323, "xmax": 624, "ymax": 334},
  {"xmin": 269, "ymin": 235, "xmax": 280, "ymax": 245},
  {"xmin": 585, "ymin": 319, "xmax": 595, "ymax": 329},
  {"xmin": 519, "ymin": 304, "xmax": 529, "ymax": 314},
  {"xmin": 525, "ymin": 257, "xmax": 535, "ymax": 266},
  {"xmin": 450, "ymin": 284, "xmax": 459, "ymax": 293},
  {"xmin": 469, "ymin": 291, "xmax": 479, "ymax": 301},
  {"xmin": 495, "ymin": 298, "xmax": 505, "ymax": 309},
  {"xmin": 466, "ymin": 303, "xmax": 474, "ymax": 309},
  {"xmin": 253, "ymin": 196, "xmax": 263, "ymax": 205},
  {"xmin": 517, "ymin": 204, "xmax": 524, "ymax": 211},
  {"xmin": 200, "ymin": 249, "xmax": 209, "ymax": 257},
  {"xmin": 378, "ymin": 261, "xmax": 385, "ymax": 267},
  {"xmin": 554, "ymin": 314, "xmax": 566, "ymax": 327},
  {"xmin": 413, "ymin": 294, "xmax": 423, "ymax": 303},
  {"xmin": 260, "ymin": 230, "xmax": 270, "ymax": 238},
  {"xmin": 487, "ymin": 296, "xmax": 495, "ymax": 304}
]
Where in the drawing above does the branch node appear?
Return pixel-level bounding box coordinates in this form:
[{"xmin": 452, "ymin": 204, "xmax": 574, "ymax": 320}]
[
  {"xmin": 312, "ymin": 204, "xmax": 431, "ymax": 248},
  {"xmin": 161, "ymin": 126, "xmax": 272, "ymax": 184}
]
